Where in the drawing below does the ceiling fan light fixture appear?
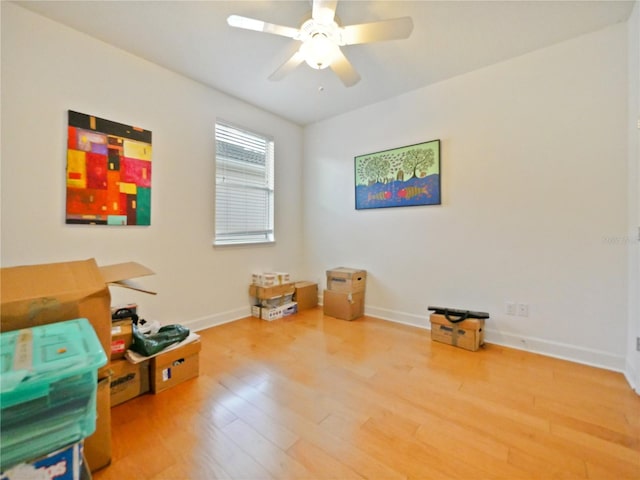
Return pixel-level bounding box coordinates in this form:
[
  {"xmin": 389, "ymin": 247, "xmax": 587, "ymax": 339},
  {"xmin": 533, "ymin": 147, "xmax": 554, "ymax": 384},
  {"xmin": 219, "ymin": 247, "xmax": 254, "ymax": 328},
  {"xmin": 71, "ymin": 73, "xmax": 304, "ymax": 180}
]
[
  {"xmin": 300, "ymin": 33, "xmax": 339, "ymax": 69},
  {"xmin": 227, "ymin": 0, "xmax": 413, "ymax": 87}
]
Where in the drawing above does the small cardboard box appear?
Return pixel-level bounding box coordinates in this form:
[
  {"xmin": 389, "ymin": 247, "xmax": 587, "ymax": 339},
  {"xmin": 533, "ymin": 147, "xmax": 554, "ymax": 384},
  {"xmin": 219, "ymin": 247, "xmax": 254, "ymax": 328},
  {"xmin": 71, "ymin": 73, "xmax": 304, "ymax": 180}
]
[
  {"xmin": 110, "ymin": 319, "xmax": 133, "ymax": 360},
  {"xmin": 151, "ymin": 340, "xmax": 201, "ymax": 393},
  {"xmin": 248, "ymin": 282, "xmax": 295, "ymax": 300},
  {"xmin": 252, "ymin": 272, "xmax": 290, "ymax": 286},
  {"xmin": 323, "ymin": 290, "xmax": 365, "ymax": 321},
  {"xmin": 326, "ymin": 267, "xmax": 367, "ymax": 293},
  {"xmin": 294, "ymin": 282, "xmax": 318, "ymax": 311},
  {"xmin": 251, "ymin": 272, "xmax": 277, "ymax": 287},
  {"xmin": 110, "ymin": 359, "xmax": 150, "ymax": 407},
  {"xmin": 429, "ymin": 314, "xmax": 485, "ymax": 351},
  {"xmin": 83, "ymin": 377, "xmax": 111, "ymax": 473},
  {"xmin": 261, "ymin": 302, "xmax": 298, "ymax": 321}
]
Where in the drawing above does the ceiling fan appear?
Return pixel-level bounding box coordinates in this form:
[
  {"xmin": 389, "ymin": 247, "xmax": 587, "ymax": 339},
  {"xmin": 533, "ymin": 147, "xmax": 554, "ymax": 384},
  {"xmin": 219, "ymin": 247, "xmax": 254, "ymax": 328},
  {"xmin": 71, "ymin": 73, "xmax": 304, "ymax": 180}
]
[{"xmin": 227, "ymin": 0, "xmax": 413, "ymax": 87}]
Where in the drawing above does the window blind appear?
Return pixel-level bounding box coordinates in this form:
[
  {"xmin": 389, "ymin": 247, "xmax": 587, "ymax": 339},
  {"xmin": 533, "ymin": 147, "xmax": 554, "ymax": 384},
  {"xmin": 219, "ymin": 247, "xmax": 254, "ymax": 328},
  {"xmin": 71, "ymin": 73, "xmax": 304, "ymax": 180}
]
[{"xmin": 215, "ymin": 122, "xmax": 274, "ymax": 245}]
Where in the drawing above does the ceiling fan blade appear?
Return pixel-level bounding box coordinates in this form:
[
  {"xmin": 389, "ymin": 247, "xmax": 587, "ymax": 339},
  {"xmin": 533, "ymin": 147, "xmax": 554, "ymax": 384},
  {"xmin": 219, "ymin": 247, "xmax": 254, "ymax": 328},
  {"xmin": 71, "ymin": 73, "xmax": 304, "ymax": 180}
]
[
  {"xmin": 227, "ymin": 15, "xmax": 300, "ymax": 39},
  {"xmin": 329, "ymin": 49, "xmax": 360, "ymax": 87},
  {"xmin": 312, "ymin": 0, "xmax": 338, "ymax": 24},
  {"xmin": 269, "ymin": 48, "xmax": 306, "ymax": 81},
  {"xmin": 341, "ymin": 17, "xmax": 413, "ymax": 45}
]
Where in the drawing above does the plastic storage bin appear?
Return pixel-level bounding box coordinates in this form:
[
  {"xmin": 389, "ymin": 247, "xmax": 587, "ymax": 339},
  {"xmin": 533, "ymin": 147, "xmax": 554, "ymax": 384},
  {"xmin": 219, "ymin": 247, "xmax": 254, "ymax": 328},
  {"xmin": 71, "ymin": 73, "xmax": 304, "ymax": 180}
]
[{"xmin": 0, "ymin": 318, "xmax": 107, "ymax": 471}]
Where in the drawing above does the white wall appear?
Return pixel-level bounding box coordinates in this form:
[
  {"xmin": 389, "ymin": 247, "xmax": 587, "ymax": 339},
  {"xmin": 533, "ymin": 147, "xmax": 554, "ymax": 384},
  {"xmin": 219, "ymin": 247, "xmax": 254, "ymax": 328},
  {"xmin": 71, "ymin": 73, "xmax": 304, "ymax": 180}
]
[
  {"xmin": 2, "ymin": 2, "xmax": 635, "ymax": 376},
  {"xmin": 303, "ymin": 22, "xmax": 629, "ymax": 371},
  {"xmin": 0, "ymin": 3, "xmax": 304, "ymax": 329},
  {"xmin": 626, "ymin": 1, "xmax": 640, "ymax": 392}
]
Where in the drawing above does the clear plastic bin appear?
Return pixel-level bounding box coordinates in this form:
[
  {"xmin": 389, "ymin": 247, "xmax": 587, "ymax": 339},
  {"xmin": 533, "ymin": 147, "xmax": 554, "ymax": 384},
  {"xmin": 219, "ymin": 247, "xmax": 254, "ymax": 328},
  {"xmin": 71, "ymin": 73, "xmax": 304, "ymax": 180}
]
[{"xmin": 0, "ymin": 318, "xmax": 107, "ymax": 471}]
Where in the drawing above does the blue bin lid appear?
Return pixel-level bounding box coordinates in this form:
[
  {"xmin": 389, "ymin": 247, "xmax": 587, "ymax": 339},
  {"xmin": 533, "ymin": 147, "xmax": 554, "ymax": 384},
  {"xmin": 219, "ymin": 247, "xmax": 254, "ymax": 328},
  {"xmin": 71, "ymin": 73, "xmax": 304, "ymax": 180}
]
[{"xmin": 0, "ymin": 318, "xmax": 107, "ymax": 406}]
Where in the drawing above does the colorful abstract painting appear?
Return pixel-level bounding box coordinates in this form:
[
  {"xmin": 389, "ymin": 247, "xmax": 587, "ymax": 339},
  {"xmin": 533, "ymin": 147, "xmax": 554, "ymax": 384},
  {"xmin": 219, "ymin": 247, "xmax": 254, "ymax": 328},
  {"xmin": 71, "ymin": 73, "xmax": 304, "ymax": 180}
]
[
  {"xmin": 66, "ymin": 111, "xmax": 152, "ymax": 225},
  {"xmin": 355, "ymin": 139, "xmax": 441, "ymax": 210}
]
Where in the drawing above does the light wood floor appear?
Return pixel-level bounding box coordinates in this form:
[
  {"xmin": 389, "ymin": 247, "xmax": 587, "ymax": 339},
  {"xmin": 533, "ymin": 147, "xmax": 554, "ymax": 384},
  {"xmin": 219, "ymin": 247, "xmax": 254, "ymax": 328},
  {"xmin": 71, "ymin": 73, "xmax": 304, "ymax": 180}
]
[{"xmin": 94, "ymin": 308, "xmax": 640, "ymax": 480}]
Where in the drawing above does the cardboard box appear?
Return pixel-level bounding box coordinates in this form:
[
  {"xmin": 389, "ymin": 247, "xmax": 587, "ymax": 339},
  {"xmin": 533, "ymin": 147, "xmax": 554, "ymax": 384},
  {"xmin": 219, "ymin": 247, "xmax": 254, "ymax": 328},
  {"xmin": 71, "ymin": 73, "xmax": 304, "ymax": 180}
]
[
  {"xmin": 429, "ymin": 314, "xmax": 485, "ymax": 351},
  {"xmin": 83, "ymin": 377, "xmax": 111, "ymax": 473},
  {"xmin": 0, "ymin": 258, "xmax": 155, "ymax": 378},
  {"xmin": 323, "ymin": 290, "xmax": 365, "ymax": 321},
  {"xmin": 110, "ymin": 319, "xmax": 133, "ymax": 360},
  {"xmin": 294, "ymin": 282, "xmax": 318, "ymax": 311},
  {"xmin": 248, "ymin": 282, "xmax": 295, "ymax": 300},
  {"xmin": 252, "ymin": 272, "xmax": 290, "ymax": 286},
  {"xmin": 326, "ymin": 267, "xmax": 367, "ymax": 293},
  {"xmin": 110, "ymin": 359, "xmax": 150, "ymax": 407},
  {"xmin": 252, "ymin": 272, "xmax": 276, "ymax": 286},
  {"xmin": 151, "ymin": 340, "xmax": 201, "ymax": 393},
  {"xmin": 261, "ymin": 302, "xmax": 298, "ymax": 321}
]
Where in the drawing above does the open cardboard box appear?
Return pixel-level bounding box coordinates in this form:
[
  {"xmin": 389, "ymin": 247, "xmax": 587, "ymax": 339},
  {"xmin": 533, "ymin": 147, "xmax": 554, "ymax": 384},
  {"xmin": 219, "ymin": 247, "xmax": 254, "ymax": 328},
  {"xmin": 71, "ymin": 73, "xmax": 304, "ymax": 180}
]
[
  {"xmin": 1, "ymin": 258, "xmax": 155, "ymax": 370},
  {"xmin": 0, "ymin": 258, "xmax": 156, "ymax": 472}
]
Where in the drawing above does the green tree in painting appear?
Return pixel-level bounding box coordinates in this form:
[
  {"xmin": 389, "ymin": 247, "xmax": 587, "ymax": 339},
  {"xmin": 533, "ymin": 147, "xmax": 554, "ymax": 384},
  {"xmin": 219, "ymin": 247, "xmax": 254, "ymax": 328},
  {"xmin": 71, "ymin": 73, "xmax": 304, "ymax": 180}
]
[
  {"xmin": 402, "ymin": 148, "xmax": 435, "ymax": 179},
  {"xmin": 362, "ymin": 156, "xmax": 391, "ymax": 185}
]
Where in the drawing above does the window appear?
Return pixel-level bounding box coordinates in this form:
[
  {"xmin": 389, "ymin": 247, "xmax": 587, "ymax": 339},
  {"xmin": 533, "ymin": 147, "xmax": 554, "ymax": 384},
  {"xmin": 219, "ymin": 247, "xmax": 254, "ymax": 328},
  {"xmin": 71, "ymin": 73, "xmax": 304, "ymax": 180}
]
[{"xmin": 215, "ymin": 121, "xmax": 274, "ymax": 245}]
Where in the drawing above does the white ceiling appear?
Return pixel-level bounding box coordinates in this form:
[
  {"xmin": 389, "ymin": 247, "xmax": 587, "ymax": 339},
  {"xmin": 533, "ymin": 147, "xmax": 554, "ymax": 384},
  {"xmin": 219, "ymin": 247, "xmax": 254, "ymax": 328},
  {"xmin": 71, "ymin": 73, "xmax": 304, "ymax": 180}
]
[{"xmin": 14, "ymin": 0, "xmax": 634, "ymax": 126}]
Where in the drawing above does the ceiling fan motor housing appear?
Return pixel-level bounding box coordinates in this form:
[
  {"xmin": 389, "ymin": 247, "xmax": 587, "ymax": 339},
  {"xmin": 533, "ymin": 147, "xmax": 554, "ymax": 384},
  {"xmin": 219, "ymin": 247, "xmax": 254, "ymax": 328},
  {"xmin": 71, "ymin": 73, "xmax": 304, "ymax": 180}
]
[{"xmin": 298, "ymin": 19, "xmax": 343, "ymax": 69}]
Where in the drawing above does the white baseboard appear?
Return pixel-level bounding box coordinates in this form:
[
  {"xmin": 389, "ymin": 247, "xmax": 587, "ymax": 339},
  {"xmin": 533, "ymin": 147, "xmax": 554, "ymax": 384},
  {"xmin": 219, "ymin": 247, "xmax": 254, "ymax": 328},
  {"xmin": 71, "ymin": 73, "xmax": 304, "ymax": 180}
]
[
  {"xmin": 184, "ymin": 304, "xmax": 627, "ymax": 377},
  {"xmin": 624, "ymin": 358, "xmax": 640, "ymax": 394},
  {"xmin": 485, "ymin": 329, "xmax": 625, "ymax": 372},
  {"xmin": 366, "ymin": 305, "xmax": 626, "ymax": 373},
  {"xmin": 364, "ymin": 305, "xmax": 429, "ymax": 329},
  {"xmin": 181, "ymin": 306, "xmax": 251, "ymax": 332}
]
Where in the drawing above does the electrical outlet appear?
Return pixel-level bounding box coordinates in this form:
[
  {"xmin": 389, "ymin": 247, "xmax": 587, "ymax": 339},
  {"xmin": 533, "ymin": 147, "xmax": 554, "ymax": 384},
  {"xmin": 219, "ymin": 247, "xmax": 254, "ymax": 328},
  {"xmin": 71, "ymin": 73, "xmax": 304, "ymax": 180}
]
[
  {"xmin": 506, "ymin": 302, "xmax": 516, "ymax": 315},
  {"xmin": 517, "ymin": 303, "xmax": 529, "ymax": 317}
]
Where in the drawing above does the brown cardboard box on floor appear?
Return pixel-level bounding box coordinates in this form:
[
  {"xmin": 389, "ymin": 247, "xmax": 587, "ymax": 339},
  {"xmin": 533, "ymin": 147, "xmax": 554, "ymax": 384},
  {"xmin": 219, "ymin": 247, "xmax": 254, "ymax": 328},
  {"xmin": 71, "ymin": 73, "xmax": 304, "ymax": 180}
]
[
  {"xmin": 84, "ymin": 377, "xmax": 112, "ymax": 472},
  {"xmin": 323, "ymin": 289, "xmax": 365, "ymax": 321},
  {"xmin": 151, "ymin": 340, "xmax": 202, "ymax": 393},
  {"xmin": 294, "ymin": 281, "xmax": 318, "ymax": 311},
  {"xmin": 110, "ymin": 358, "xmax": 150, "ymax": 406},
  {"xmin": 429, "ymin": 313, "xmax": 485, "ymax": 351}
]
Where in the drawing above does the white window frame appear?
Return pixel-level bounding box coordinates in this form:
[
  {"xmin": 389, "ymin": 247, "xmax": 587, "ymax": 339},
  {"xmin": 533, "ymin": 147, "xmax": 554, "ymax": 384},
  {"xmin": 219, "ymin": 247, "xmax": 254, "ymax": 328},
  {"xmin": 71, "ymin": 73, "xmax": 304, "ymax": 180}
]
[{"xmin": 214, "ymin": 121, "xmax": 275, "ymax": 246}]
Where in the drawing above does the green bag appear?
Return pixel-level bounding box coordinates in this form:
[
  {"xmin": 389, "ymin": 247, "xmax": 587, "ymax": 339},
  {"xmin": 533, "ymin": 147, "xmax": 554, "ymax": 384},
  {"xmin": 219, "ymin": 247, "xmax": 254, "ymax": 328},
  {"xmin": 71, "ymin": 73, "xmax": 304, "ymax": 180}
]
[{"xmin": 131, "ymin": 324, "xmax": 190, "ymax": 356}]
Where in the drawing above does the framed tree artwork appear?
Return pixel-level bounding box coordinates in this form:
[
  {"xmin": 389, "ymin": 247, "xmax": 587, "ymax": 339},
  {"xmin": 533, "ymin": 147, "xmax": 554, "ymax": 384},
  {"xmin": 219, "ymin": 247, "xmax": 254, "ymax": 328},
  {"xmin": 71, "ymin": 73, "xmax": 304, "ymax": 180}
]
[{"xmin": 355, "ymin": 139, "xmax": 441, "ymax": 210}]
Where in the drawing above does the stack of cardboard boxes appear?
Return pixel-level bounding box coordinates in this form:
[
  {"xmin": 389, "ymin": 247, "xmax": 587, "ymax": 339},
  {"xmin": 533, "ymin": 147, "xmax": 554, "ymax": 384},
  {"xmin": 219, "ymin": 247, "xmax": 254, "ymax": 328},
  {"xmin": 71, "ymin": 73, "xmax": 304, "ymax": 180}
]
[
  {"xmin": 323, "ymin": 267, "xmax": 367, "ymax": 321},
  {"xmin": 109, "ymin": 304, "xmax": 201, "ymax": 401},
  {"xmin": 250, "ymin": 272, "xmax": 319, "ymax": 320},
  {"xmin": 249, "ymin": 273, "xmax": 297, "ymax": 321},
  {"xmin": 109, "ymin": 306, "xmax": 150, "ymax": 407}
]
